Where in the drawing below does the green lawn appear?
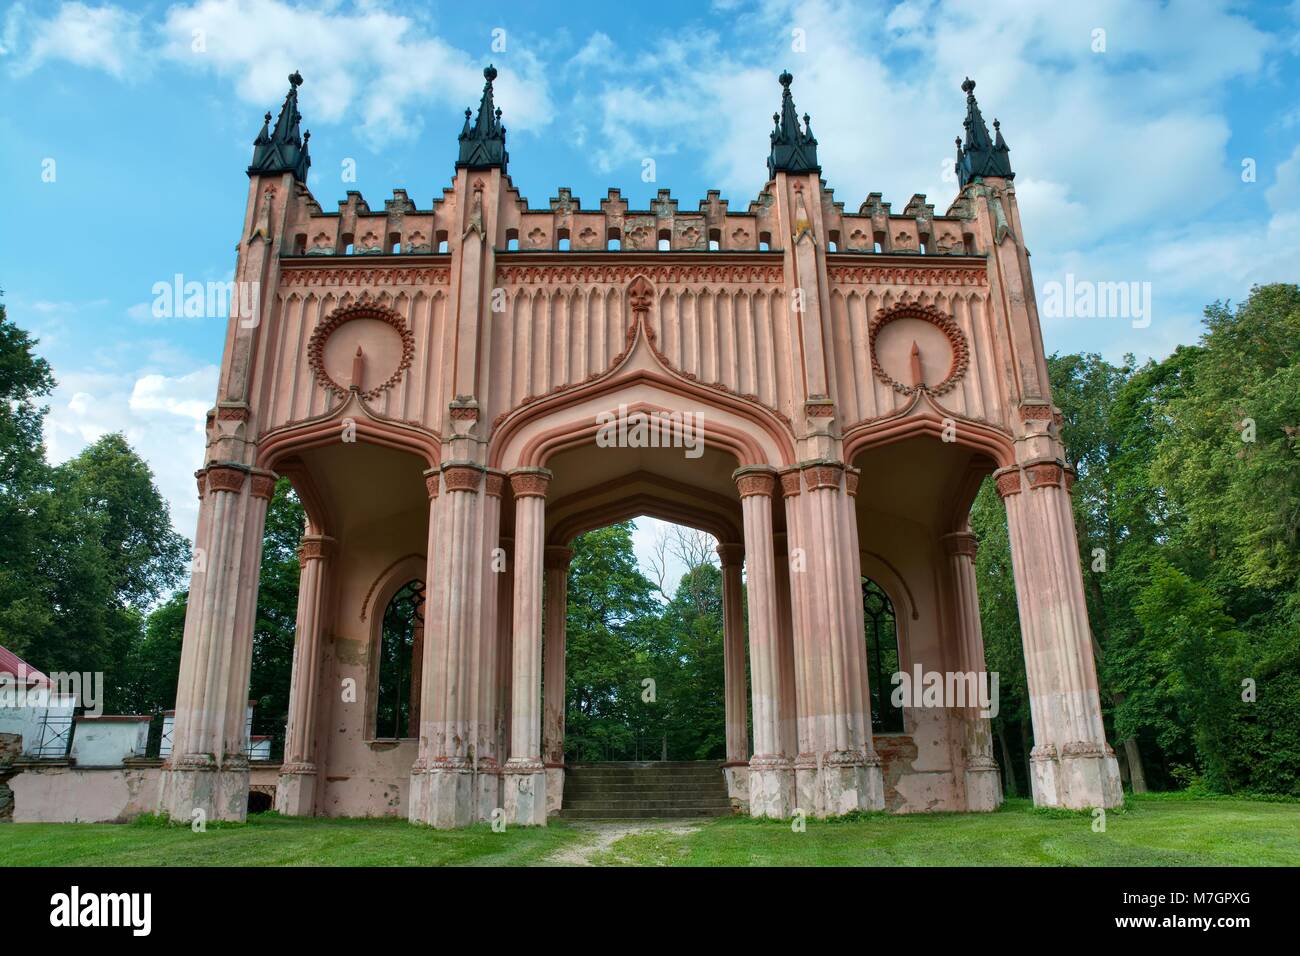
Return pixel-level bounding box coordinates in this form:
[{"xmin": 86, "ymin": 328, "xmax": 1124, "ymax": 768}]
[
  {"xmin": 589, "ymin": 794, "xmax": 1300, "ymax": 866},
  {"xmin": 1, "ymin": 794, "xmax": 1296, "ymax": 866},
  {"xmin": 0, "ymin": 812, "xmax": 581, "ymax": 867}
]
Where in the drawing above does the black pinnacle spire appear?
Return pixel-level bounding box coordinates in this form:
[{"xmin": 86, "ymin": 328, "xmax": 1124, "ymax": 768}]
[
  {"xmin": 955, "ymin": 77, "xmax": 1012, "ymax": 186},
  {"xmin": 767, "ymin": 70, "xmax": 820, "ymax": 180},
  {"xmin": 248, "ymin": 70, "xmax": 312, "ymax": 183},
  {"xmin": 457, "ymin": 65, "xmax": 509, "ymax": 172}
]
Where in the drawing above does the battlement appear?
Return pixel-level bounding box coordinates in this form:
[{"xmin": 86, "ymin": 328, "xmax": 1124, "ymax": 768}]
[{"xmin": 279, "ymin": 178, "xmax": 979, "ymax": 259}]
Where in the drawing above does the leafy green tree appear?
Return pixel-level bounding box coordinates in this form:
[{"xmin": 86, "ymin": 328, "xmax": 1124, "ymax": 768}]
[
  {"xmin": 248, "ymin": 480, "xmax": 305, "ymax": 754},
  {"xmin": 562, "ymin": 522, "xmax": 661, "ymax": 760},
  {"xmin": 0, "ymin": 298, "xmax": 56, "ymax": 656}
]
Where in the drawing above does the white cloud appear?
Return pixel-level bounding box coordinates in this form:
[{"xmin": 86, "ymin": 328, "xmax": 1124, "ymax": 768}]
[
  {"xmin": 46, "ymin": 363, "xmax": 219, "ymax": 539},
  {"xmin": 4, "ymin": 1, "xmax": 143, "ymax": 79},
  {"xmin": 156, "ymin": 0, "xmax": 554, "ymax": 146},
  {"xmin": 569, "ymin": 0, "xmax": 1279, "ymax": 360},
  {"xmin": 3, "ymin": 0, "xmax": 555, "ymax": 147}
]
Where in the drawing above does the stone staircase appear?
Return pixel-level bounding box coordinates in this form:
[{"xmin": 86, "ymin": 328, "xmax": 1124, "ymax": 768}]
[{"xmin": 558, "ymin": 761, "xmax": 734, "ymax": 820}]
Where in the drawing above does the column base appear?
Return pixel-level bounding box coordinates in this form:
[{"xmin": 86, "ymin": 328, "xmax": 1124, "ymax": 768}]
[
  {"xmin": 1032, "ymin": 743, "xmax": 1123, "ymax": 809},
  {"xmin": 748, "ymin": 756, "xmax": 794, "ymax": 818},
  {"xmin": 964, "ymin": 756, "xmax": 1003, "ymax": 812},
  {"xmin": 545, "ymin": 766, "xmax": 565, "ymax": 816},
  {"xmin": 158, "ymin": 757, "xmax": 249, "ymax": 823},
  {"xmin": 821, "ymin": 753, "xmax": 885, "ymax": 815},
  {"xmin": 793, "ymin": 753, "xmax": 885, "ymax": 816},
  {"xmin": 275, "ymin": 764, "xmax": 317, "ymax": 816},
  {"xmin": 503, "ymin": 760, "xmax": 548, "ymax": 826},
  {"xmin": 722, "ymin": 762, "xmax": 749, "ymax": 811},
  {"xmin": 409, "ymin": 762, "xmax": 474, "ymax": 829},
  {"xmin": 475, "ymin": 765, "xmax": 501, "ymax": 822}
]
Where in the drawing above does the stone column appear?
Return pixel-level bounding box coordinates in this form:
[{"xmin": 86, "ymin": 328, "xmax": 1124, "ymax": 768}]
[
  {"xmin": 799, "ymin": 462, "xmax": 883, "ymax": 816},
  {"xmin": 504, "ymin": 468, "xmax": 551, "ymax": 825},
  {"xmin": 160, "ymin": 465, "xmax": 274, "ymax": 822},
  {"xmin": 771, "ymin": 532, "xmax": 800, "ymax": 766},
  {"xmin": 542, "ymin": 545, "xmax": 573, "ymax": 814},
  {"xmin": 410, "ymin": 462, "xmax": 484, "ymax": 828},
  {"xmin": 496, "ymin": 536, "xmax": 514, "ymax": 773},
  {"xmin": 996, "ymin": 463, "xmax": 1122, "ymax": 809},
  {"xmin": 780, "ymin": 469, "xmax": 818, "ymax": 810},
  {"xmin": 941, "ymin": 530, "xmax": 1002, "ymax": 811},
  {"xmin": 716, "ymin": 542, "xmax": 750, "ymax": 802},
  {"xmin": 275, "ymin": 533, "xmax": 334, "ymax": 816},
  {"xmin": 733, "ymin": 466, "xmax": 794, "ymax": 817},
  {"xmin": 474, "ymin": 472, "xmax": 506, "ymax": 820}
]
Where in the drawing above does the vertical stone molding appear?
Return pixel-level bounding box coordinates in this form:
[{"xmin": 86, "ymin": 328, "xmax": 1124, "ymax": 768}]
[
  {"xmin": 542, "ymin": 544, "xmax": 573, "ymax": 814},
  {"xmin": 940, "ymin": 530, "xmax": 1002, "ymax": 812},
  {"xmin": 504, "ymin": 468, "xmax": 551, "ymax": 825},
  {"xmin": 160, "ymin": 463, "xmax": 271, "ymax": 822},
  {"xmin": 998, "ymin": 461, "xmax": 1122, "ymax": 809},
  {"xmin": 733, "ymin": 466, "xmax": 794, "ymax": 817},
  {"xmin": 276, "ymin": 533, "xmax": 335, "ymax": 816},
  {"xmin": 716, "ymin": 542, "xmax": 751, "ymax": 804}
]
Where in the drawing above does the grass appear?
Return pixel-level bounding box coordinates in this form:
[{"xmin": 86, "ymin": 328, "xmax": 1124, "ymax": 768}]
[
  {"xmin": 0, "ymin": 811, "xmax": 582, "ymax": 867},
  {"xmin": 1, "ymin": 793, "xmax": 1296, "ymax": 866},
  {"xmin": 587, "ymin": 794, "xmax": 1300, "ymax": 866}
]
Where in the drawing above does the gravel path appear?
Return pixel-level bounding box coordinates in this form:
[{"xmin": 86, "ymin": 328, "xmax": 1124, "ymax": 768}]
[{"xmin": 545, "ymin": 820, "xmax": 702, "ymax": 866}]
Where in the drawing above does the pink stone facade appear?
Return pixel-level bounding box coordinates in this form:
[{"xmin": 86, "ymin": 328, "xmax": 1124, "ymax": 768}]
[{"xmin": 153, "ymin": 70, "xmax": 1121, "ymax": 827}]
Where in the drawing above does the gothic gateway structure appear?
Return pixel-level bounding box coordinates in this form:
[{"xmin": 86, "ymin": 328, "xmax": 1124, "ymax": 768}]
[{"xmin": 159, "ymin": 68, "xmax": 1123, "ymax": 827}]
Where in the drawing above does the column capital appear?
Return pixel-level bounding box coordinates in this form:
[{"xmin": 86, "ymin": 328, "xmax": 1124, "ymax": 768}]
[
  {"xmin": 993, "ymin": 466, "xmax": 1023, "ymax": 498},
  {"xmin": 422, "ymin": 467, "xmax": 440, "ymax": 499},
  {"xmin": 509, "ymin": 467, "xmax": 552, "ymax": 498},
  {"xmin": 733, "ymin": 465, "xmax": 777, "ymax": 498},
  {"xmin": 205, "ymin": 462, "xmax": 249, "ymax": 495},
  {"xmin": 298, "ymin": 534, "xmax": 335, "ymax": 564},
  {"xmin": 484, "ymin": 469, "xmax": 508, "ymax": 498},
  {"xmin": 716, "ymin": 542, "xmax": 745, "ymax": 567},
  {"xmin": 778, "ymin": 467, "xmax": 802, "ymax": 498},
  {"xmin": 249, "ymin": 469, "xmax": 278, "ymax": 501},
  {"xmin": 1025, "ymin": 460, "xmax": 1066, "ymax": 490},
  {"xmin": 799, "ymin": 458, "xmax": 845, "ymax": 491},
  {"xmin": 941, "ymin": 531, "xmax": 978, "ymax": 559},
  {"xmin": 442, "ymin": 461, "xmax": 485, "ymax": 493},
  {"xmin": 543, "ymin": 545, "xmax": 573, "ymax": 570}
]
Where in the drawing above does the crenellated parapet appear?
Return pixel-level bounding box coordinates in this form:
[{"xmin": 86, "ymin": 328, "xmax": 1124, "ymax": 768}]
[{"xmin": 219, "ymin": 67, "xmax": 1050, "ymax": 474}]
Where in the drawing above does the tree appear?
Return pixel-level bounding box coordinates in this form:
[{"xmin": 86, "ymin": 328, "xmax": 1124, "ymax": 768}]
[{"xmin": 0, "ymin": 297, "xmax": 56, "ymax": 657}]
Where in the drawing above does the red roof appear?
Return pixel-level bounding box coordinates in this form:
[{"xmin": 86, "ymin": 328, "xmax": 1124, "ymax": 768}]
[{"xmin": 0, "ymin": 644, "xmax": 50, "ymax": 687}]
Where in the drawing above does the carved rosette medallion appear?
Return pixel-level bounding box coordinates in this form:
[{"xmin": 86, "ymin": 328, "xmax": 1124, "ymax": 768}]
[
  {"xmin": 306, "ymin": 302, "xmax": 415, "ymax": 400},
  {"xmin": 867, "ymin": 302, "xmax": 970, "ymax": 396}
]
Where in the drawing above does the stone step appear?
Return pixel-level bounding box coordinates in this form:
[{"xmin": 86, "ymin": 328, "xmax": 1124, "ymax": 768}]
[
  {"xmin": 557, "ymin": 807, "xmax": 733, "ymax": 820},
  {"xmin": 563, "ymin": 770, "xmax": 723, "ymax": 781},
  {"xmin": 560, "ymin": 761, "xmax": 732, "ymax": 820},
  {"xmin": 564, "ymin": 790, "xmax": 728, "ymax": 796},
  {"xmin": 563, "ymin": 798, "xmax": 731, "ymax": 811},
  {"xmin": 567, "ymin": 762, "xmax": 723, "ymax": 770}
]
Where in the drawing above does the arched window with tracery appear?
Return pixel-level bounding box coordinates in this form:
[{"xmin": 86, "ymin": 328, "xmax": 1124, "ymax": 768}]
[
  {"xmin": 376, "ymin": 579, "xmax": 424, "ymax": 739},
  {"xmin": 863, "ymin": 577, "xmax": 905, "ymax": 733}
]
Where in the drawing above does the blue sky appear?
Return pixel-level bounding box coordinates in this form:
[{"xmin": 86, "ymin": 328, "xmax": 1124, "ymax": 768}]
[{"xmin": 2, "ymin": 0, "xmax": 1298, "ymax": 571}]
